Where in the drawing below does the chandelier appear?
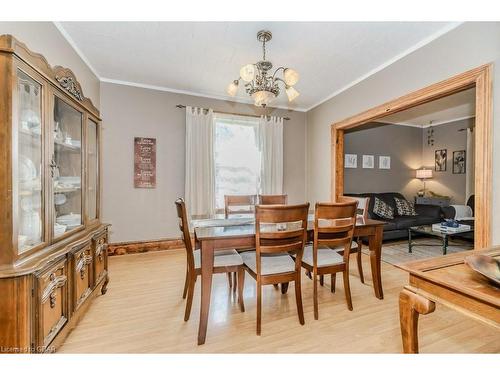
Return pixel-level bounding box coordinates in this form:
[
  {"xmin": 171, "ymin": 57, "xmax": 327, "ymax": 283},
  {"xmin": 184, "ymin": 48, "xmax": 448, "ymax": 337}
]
[{"xmin": 226, "ymin": 30, "xmax": 300, "ymax": 108}]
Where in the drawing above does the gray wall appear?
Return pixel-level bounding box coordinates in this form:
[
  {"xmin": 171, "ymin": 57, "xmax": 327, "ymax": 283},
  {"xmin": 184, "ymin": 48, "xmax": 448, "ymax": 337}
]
[
  {"xmin": 0, "ymin": 22, "xmax": 100, "ymax": 107},
  {"xmin": 100, "ymin": 82, "xmax": 307, "ymax": 243},
  {"xmin": 422, "ymin": 118, "xmax": 473, "ymax": 204},
  {"xmin": 306, "ymin": 22, "xmax": 500, "ymax": 244},
  {"xmin": 344, "ymin": 123, "xmax": 422, "ymax": 199}
]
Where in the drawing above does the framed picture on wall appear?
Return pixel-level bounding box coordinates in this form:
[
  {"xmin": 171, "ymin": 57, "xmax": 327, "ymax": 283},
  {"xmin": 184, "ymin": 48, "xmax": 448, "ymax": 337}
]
[
  {"xmin": 362, "ymin": 155, "xmax": 374, "ymax": 169},
  {"xmin": 453, "ymin": 150, "xmax": 466, "ymax": 174},
  {"xmin": 345, "ymin": 154, "xmax": 357, "ymax": 168},
  {"xmin": 379, "ymin": 156, "xmax": 391, "ymax": 169},
  {"xmin": 435, "ymin": 149, "xmax": 447, "ymax": 172}
]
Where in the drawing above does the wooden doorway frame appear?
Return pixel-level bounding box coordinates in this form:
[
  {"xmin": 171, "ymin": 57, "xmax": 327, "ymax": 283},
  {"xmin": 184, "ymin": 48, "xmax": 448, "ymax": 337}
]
[{"xmin": 331, "ymin": 64, "xmax": 492, "ymax": 249}]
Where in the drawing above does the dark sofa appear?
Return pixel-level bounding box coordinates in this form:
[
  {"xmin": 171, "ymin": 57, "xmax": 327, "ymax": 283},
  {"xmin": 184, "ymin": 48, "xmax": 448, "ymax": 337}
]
[{"xmin": 347, "ymin": 192, "xmax": 443, "ymax": 240}]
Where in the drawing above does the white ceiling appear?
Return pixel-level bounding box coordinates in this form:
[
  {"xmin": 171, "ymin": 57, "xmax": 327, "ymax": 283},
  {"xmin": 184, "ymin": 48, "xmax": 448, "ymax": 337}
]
[
  {"xmin": 58, "ymin": 22, "xmax": 460, "ymax": 111},
  {"xmin": 378, "ymin": 87, "xmax": 475, "ymax": 127}
]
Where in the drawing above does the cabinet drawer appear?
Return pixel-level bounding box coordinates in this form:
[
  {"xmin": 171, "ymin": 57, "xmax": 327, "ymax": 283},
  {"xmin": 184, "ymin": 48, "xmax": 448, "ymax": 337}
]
[
  {"xmin": 35, "ymin": 257, "xmax": 69, "ymax": 350},
  {"xmin": 93, "ymin": 233, "xmax": 107, "ymax": 285},
  {"xmin": 71, "ymin": 242, "xmax": 93, "ymax": 311}
]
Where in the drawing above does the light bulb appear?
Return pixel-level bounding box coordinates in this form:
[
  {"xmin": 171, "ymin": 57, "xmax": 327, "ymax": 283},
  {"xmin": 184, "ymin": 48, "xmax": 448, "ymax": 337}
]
[
  {"xmin": 239, "ymin": 64, "xmax": 255, "ymax": 82},
  {"xmin": 226, "ymin": 80, "xmax": 239, "ymax": 96},
  {"xmin": 286, "ymin": 86, "xmax": 300, "ymax": 102},
  {"xmin": 284, "ymin": 68, "xmax": 299, "ymax": 86}
]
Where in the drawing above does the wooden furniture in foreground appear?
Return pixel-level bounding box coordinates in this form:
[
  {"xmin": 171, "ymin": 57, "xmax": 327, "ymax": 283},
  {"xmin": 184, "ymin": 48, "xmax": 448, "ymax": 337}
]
[
  {"xmin": 0, "ymin": 35, "xmax": 108, "ymax": 353},
  {"xmin": 192, "ymin": 215, "xmax": 385, "ymax": 344},
  {"xmin": 175, "ymin": 198, "xmax": 245, "ymax": 320},
  {"xmin": 241, "ymin": 204, "xmax": 309, "ymax": 335},
  {"xmin": 344, "ymin": 196, "xmax": 370, "ymax": 283},
  {"xmin": 259, "ymin": 194, "xmax": 288, "ymax": 205},
  {"xmin": 301, "ymin": 201, "xmax": 357, "ymax": 320},
  {"xmin": 332, "ymin": 64, "xmax": 492, "ymax": 249},
  {"xmin": 397, "ymin": 247, "xmax": 500, "ymax": 353},
  {"xmin": 224, "ymin": 194, "xmax": 257, "ymax": 218}
]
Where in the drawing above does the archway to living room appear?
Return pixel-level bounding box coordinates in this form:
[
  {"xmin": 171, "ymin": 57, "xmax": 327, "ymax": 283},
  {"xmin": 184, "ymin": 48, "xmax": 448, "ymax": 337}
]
[{"xmin": 331, "ymin": 65, "xmax": 492, "ymax": 253}]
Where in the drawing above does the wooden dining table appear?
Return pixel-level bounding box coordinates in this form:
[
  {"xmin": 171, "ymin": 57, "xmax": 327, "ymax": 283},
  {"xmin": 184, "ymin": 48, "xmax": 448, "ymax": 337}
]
[{"xmin": 192, "ymin": 215, "xmax": 385, "ymax": 345}]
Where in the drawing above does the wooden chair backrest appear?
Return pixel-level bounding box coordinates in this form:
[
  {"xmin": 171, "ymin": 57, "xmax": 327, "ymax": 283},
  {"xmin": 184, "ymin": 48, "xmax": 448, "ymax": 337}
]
[
  {"xmin": 255, "ymin": 203, "xmax": 310, "ymax": 275},
  {"xmin": 343, "ymin": 196, "xmax": 370, "ymax": 219},
  {"xmin": 314, "ymin": 200, "xmax": 358, "ymax": 263},
  {"xmin": 224, "ymin": 194, "xmax": 257, "ymax": 218},
  {"xmin": 175, "ymin": 198, "xmax": 195, "ymax": 270},
  {"xmin": 259, "ymin": 194, "xmax": 288, "ymax": 205}
]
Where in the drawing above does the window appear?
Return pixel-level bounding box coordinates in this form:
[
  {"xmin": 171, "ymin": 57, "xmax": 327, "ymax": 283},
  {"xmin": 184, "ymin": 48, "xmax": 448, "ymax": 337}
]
[{"xmin": 214, "ymin": 114, "xmax": 260, "ymax": 209}]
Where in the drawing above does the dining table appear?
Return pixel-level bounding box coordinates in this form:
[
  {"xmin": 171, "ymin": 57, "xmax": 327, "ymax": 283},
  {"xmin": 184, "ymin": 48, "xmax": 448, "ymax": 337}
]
[{"xmin": 191, "ymin": 214, "xmax": 386, "ymax": 345}]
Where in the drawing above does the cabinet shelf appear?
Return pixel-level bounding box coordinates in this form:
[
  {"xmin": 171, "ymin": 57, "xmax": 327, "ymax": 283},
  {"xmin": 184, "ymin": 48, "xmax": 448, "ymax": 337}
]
[{"xmin": 54, "ymin": 141, "xmax": 81, "ymax": 152}]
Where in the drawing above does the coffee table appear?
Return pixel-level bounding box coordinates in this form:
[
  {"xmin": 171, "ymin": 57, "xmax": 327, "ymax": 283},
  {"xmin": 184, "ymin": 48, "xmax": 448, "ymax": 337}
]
[{"xmin": 408, "ymin": 225, "xmax": 474, "ymax": 255}]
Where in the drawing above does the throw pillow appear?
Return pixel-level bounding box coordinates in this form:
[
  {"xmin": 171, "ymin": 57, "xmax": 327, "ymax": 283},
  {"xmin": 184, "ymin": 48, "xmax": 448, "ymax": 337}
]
[
  {"xmin": 394, "ymin": 197, "xmax": 418, "ymax": 216},
  {"xmin": 373, "ymin": 197, "xmax": 394, "ymax": 220}
]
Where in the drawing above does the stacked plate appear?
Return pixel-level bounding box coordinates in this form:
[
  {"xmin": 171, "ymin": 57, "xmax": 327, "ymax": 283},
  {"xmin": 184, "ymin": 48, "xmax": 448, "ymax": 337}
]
[
  {"xmin": 54, "ymin": 223, "xmax": 67, "ymax": 237},
  {"xmin": 56, "ymin": 213, "xmax": 81, "ymax": 230}
]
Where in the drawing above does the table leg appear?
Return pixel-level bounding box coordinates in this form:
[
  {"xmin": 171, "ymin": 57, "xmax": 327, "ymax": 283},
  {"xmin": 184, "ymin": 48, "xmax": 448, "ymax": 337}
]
[
  {"xmin": 369, "ymin": 226, "xmax": 384, "ymax": 299},
  {"xmin": 399, "ymin": 288, "xmax": 436, "ymax": 353},
  {"xmin": 443, "ymin": 236, "xmax": 448, "ymax": 255},
  {"xmin": 198, "ymin": 240, "xmax": 214, "ymax": 345},
  {"xmin": 408, "ymin": 229, "xmax": 412, "ymax": 253}
]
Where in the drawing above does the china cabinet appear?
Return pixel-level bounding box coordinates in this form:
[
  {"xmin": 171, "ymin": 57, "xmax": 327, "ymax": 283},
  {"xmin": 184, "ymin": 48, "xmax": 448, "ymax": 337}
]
[{"xmin": 0, "ymin": 35, "xmax": 109, "ymax": 353}]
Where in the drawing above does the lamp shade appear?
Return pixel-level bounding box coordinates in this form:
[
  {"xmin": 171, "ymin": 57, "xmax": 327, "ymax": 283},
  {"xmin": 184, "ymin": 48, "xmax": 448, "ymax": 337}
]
[
  {"xmin": 284, "ymin": 68, "xmax": 299, "ymax": 86},
  {"xmin": 285, "ymin": 86, "xmax": 300, "ymax": 102},
  {"xmin": 252, "ymin": 90, "xmax": 275, "ymax": 107},
  {"xmin": 240, "ymin": 64, "xmax": 255, "ymax": 82},
  {"xmin": 416, "ymin": 169, "xmax": 433, "ymax": 179},
  {"xmin": 226, "ymin": 81, "xmax": 239, "ymax": 96}
]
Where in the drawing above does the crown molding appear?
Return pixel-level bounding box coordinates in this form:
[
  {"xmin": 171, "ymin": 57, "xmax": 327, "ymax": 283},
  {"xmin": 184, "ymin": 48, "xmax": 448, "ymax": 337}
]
[
  {"xmin": 305, "ymin": 22, "xmax": 464, "ymax": 112},
  {"xmin": 376, "ymin": 115, "xmax": 475, "ymax": 129},
  {"xmin": 53, "ymin": 22, "xmax": 101, "ymax": 80},
  {"xmin": 100, "ymin": 77, "xmax": 307, "ymax": 112}
]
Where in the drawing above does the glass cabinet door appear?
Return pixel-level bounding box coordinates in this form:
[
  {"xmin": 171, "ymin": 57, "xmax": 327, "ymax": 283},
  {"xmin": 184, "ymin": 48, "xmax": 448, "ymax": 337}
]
[
  {"xmin": 87, "ymin": 119, "xmax": 98, "ymax": 221},
  {"xmin": 17, "ymin": 70, "xmax": 44, "ymax": 253},
  {"xmin": 52, "ymin": 97, "xmax": 83, "ymax": 238}
]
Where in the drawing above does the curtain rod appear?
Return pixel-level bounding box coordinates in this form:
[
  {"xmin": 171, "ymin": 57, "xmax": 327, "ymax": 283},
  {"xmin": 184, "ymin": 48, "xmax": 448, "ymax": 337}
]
[{"xmin": 175, "ymin": 104, "xmax": 290, "ymax": 121}]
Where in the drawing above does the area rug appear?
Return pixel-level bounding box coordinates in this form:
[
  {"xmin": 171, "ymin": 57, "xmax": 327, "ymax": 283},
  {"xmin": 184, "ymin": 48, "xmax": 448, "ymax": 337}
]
[{"xmin": 362, "ymin": 238, "xmax": 474, "ymax": 266}]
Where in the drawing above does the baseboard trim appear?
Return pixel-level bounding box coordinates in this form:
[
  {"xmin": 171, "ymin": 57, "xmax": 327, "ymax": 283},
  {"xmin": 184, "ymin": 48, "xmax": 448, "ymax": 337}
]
[{"xmin": 108, "ymin": 238, "xmax": 184, "ymax": 256}]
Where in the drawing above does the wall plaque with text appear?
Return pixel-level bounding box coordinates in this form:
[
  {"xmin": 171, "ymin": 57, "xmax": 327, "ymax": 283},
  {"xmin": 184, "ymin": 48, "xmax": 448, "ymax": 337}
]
[{"xmin": 134, "ymin": 137, "xmax": 156, "ymax": 188}]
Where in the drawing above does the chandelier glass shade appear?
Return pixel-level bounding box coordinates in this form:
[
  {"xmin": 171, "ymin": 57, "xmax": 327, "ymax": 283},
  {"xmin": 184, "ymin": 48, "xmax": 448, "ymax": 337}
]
[{"xmin": 226, "ymin": 30, "xmax": 300, "ymax": 107}]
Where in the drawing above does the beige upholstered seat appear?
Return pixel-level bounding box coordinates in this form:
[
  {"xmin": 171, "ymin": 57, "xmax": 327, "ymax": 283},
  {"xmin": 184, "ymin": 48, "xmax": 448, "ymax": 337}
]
[
  {"xmin": 241, "ymin": 251, "xmax": 296, "ymax": 275},
  {"xmin": 299, "ymin": 242, "xmax": 357, "ymax": 267},
  {"xmin": 194, "ymin": 249, "xmax": 243, "ymax": 269}
]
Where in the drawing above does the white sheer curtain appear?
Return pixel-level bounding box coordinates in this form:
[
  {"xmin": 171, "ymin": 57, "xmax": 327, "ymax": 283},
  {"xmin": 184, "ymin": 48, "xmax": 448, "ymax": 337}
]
[
  {"xmin": 258, "ymin": 115, "xmax": 284, "ymax": 195},
  {"xmin": 465, "ymin": 127, "xmax": 475, "ymax": 203},
  {"xmin": 185, "ymin": 106, "xmax": 215, "ymax": 216}
]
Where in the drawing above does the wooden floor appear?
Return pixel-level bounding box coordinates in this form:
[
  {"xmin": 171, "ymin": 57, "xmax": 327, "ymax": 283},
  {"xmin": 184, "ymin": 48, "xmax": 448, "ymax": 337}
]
[{"xmin": 59, "ymin": 249, "xmax": 500, "ymax": 353}]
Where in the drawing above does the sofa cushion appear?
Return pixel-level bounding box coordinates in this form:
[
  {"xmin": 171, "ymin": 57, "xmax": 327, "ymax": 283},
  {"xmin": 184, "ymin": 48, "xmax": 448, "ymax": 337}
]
[
  {"xmin": 373, "ymin": 197, "xmax": 394, "ymax": 220},
  {"xmin": 394, "ymin": 197, "xmax": 417, "ymax": 216},
  {"xmin": 395, "ymin": 216, "xmax": 441, "ymax": 230}
]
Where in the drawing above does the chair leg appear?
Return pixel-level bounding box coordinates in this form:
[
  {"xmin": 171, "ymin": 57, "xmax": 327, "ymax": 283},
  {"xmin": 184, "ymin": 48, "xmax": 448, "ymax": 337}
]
[
  {"xmin": 343, "ymin": 270, "xmax": 353, "ymax": 311},
  {"xmin": 227, "ymin": 272, "xmax": 232, "ymax": 289},
  {"xmin": 237, "ymin": 268, "xmax": 245, "ymax": 312},
  {"xmin": 357, "ymin": 241, "xmax": 365, "ymax": 284},
  {"xmin": 331, "ymin": 273, "xmax": 336, "ymax": 293},
  {"xmin": 306, "ymin": 270, "xmax": 312, "ymax": 279},
  {"xmin": 273, "ymin": 284, "xmax": 279, "ymax": 289},
  {"xmin": 233, "ymin": 272, "xmax": 237, "ymax": 293},
  {"xmin": 295, "ymin": 275, "xmax": 305, "ymax": 325},
  {"xmin": 313, "ymin": 268, "xmax": 319, "ymax": 320},
  {"xmin": 257, "ymin": 281, "xmax": 262, "ymax": 335},
  {"xmin": 319, "ymin": 274, "xmax": 324, "ymax": 286},
  {"xmin": 184, "ymin": 275, "xmax": 196, "ymax": 321},
  {"xmin": 281, "ymin": 282, "xmax": 289, "ymax": 294},
  {"xmin": 182, "ymin": 268, "xmax": 189, "ymax": 299}
]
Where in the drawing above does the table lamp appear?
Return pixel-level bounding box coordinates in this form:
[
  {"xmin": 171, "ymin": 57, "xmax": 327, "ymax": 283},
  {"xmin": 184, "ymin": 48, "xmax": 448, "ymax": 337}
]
[{"xmin": 416, "ymin": 168, "xmax": 433, "ymax": 197}]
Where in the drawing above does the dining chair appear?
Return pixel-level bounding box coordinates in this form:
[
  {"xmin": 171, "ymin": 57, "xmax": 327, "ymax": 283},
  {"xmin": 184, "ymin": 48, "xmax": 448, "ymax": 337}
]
[
  {"xmin": 341, "ymin": 196, "xmax": 370, "ymax": 283},
  {"xmin": 241, "ymin": 203, "xmax": 310, "ymax": 335},
  {"xmin": 224, "ymin": 194, "xmax": 258, "ymax": 218},
  {"xmin": 175, "ymin": 198, "xmax": 245, "ymax": 321},
  {"xmin": 300, "ymin": 200, "xmax": 357, "ymax": 320},
  {"xmin": 259, "ymin": 194, "xmax": 288, "ymax": 205}
]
